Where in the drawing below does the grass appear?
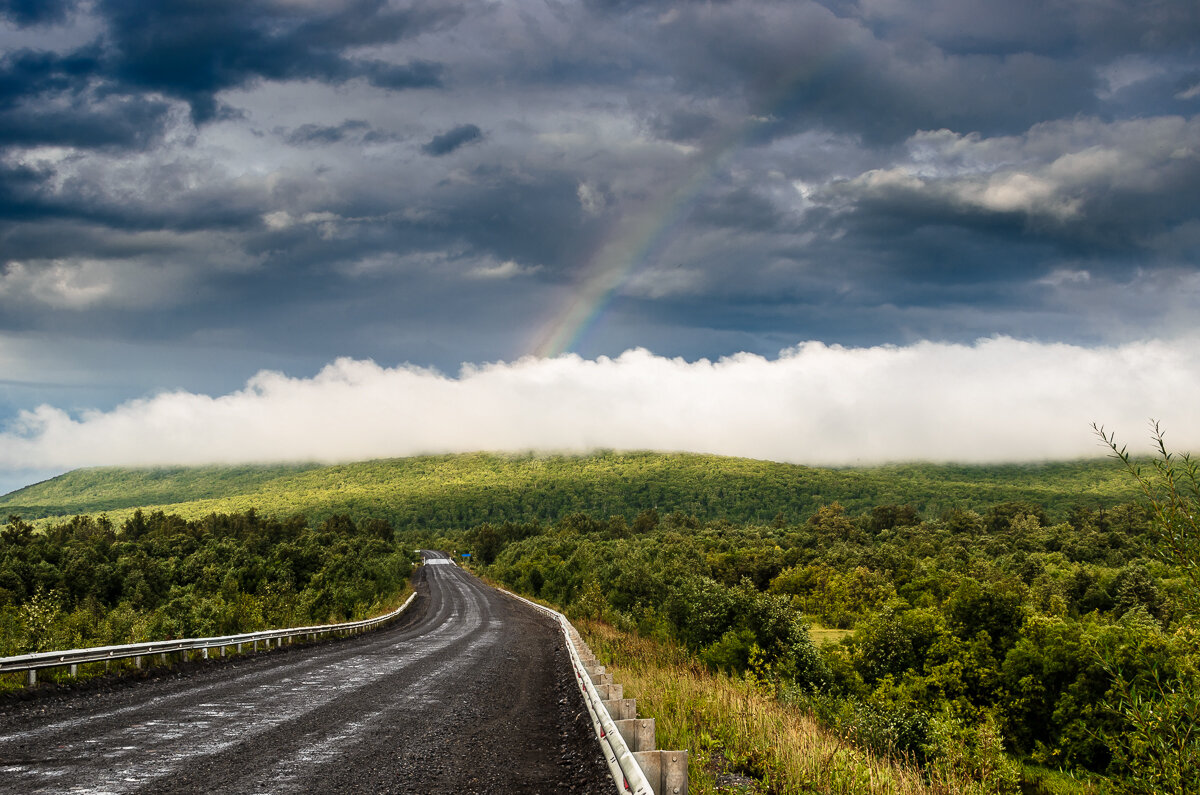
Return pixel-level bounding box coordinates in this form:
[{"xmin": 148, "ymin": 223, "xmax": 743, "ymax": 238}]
[
  {"xmin": 809, "ymin": 626, "xmax": 854, "ymax": 646},
  {"xmin": 577, "ymin": 618, "xmax": 946, "ymax": 794}
]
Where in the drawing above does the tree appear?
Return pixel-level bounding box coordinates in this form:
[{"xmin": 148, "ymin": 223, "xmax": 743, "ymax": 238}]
[
  {"xmin": 1094, "ymin": 422, "xmax": 1200, "ymax": 794},
  {"xmin": 1096, "ymin": 422, "xmax": 1200, "ymax": 611}
]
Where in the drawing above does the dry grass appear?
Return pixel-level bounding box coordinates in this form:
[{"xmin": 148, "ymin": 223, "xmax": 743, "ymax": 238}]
[
  {"xmin": 808, "ymin": 626, "xmax": 854, "ymax": 646},
  {"xmin": 577, "ymin": 619, "xmax": 951, "ymax": 795}
]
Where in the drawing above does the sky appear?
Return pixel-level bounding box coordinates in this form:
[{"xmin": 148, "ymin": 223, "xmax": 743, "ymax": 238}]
[{"xmin": 1, "ymin": 0, "xmax": 1199, "ymax": 491}]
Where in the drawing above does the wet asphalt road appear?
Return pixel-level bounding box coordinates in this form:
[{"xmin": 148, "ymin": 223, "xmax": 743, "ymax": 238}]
[{"xmin": 0, "ymin": 555, "xmax": 611, "ymax": 794}]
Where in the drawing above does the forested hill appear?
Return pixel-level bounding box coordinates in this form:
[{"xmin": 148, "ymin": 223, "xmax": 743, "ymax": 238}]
[{"xmin": 0, "ymin": 452, "xmax": 1140, "ymax": 529}]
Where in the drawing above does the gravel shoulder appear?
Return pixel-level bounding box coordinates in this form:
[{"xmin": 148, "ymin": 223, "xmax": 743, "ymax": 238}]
[{"xmin": 0, "ymin": 560, "xmax": 612, "ymax": 794}]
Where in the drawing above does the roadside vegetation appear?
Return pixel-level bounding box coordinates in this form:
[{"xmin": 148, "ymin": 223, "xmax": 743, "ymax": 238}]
[
  {"xmin": 578, "ymin": 618, "xmax": 944, "ymax": 794},
  {"xmin": 0, "ymin": 510, "xmax": 416, "ymax": 665}
]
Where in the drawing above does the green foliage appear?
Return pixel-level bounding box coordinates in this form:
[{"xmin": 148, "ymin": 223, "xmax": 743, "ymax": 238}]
[
  {"xmin": 0, "ymin": 452, "xmax": 1145, "ymax": 530},
  {"xmin": 0, "ymin": 510, "xmax": 415, "ymax": 655},
  {"xmin": 1094, "ymin": 423, "xmax": 1200, "ymax": 794},
  {"xmin": 469, "ymin": 479, "xmax": 1188, "ymax": 790}
]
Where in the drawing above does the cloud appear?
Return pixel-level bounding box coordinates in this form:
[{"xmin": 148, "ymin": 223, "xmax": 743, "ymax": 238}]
[
  {"xmin": 0, "ymin": 256, "xmax": 191, "ymax": 309},
  {"xmin": 820, "ymin": 116, "xmax": 1200, "ymax": 256},
  {"xmin": 421, "ymin": 124, "xmax": 483, "ymax": 156},
  {"xmin": 2, "ymin": 337, "xmax": 1197, "ymax": 472},
  {"xmin": 0, "ymin": 0, "xmax": 456, "ymax": 127},
  {"xmin": 467, "ymin": 259, "xmax": 540, "ymax": 279},
  {"xmin": 284, "ymin": 119, "xmax": 370, "ymax": 146},
  {"xmin": 0, "ymin": 0, "xmax": 76, "ymax": 27}
]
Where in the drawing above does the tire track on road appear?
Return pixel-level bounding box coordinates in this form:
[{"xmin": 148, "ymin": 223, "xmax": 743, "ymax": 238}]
[{"xmin": 0, "ymin": 558, "xmax": 611, "ymax": 794}]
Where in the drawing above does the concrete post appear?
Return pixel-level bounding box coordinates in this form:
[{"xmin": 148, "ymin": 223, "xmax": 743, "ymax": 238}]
[
  {"xmin": 595, "ymin": 683, "xmax": 624, "ymax": 701},
  {"xmin": 134, "ymin": 656, "xmax": 142, "ymax": 669},
  {"xmin": 615, "ymin": 718, "xmax": 655, "ymax": 752},
  {"xmin": 69, "ymin": 663, "xmax": 77, "ymax": 677},
  {"xmin": 202, "ymin": 647, "xmax": 209, "ymax": 660},
  {"xmin": 26, "ymin": 669, "xmax": 35, "ymax": 686},
  {"xmin": 602, "ymin": 697, "xmax": 637, "ymax": 720},
  {"xmin": 633, "ymin": 750, "xmax": 687, "ymax": 795}
]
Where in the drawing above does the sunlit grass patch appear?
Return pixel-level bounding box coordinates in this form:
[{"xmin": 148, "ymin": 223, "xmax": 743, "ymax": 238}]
[
  {"xmin": 809, "ymin": 626, "xmax": 853, "ymax": 646},
  {"xmin": 577, "ymin": 619, "xmax": 942, "ymax": 795}
]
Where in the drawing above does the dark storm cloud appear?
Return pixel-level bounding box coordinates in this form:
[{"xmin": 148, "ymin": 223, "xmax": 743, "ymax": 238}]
[
  {"xmin": 421, "ymin": 124, "xmax": 483, "ymax": 156},
  {"xmin": 648, "ymin": 108, "xmax": 716, "ymax": 143},
  {"xmin": 97, "ymin": 0, "xmax": 454, "ymax": 123},
  {"xmin": 0, "ymin": 0, "xmax": 75, "ymax": 27},
  {"xmin": 691, "ymin": 188, "xmax": 788, "ymax": 232},
  {"xmin": 0, "ymin": 96, "xmax": 171, "ymax": 149},
  {"xmin": 0, "ymin": 48, "xmax": 99, "ymax": 103},
  {"xmin": 285, "ymin": 120, "xmax": 371, "ymax": 147},
  {"xmin": 647, "ymin": 3, "xmax": 1101, "ymax": 143},
  {"xmin": 815, "ymin": 118, "xmax": 1200, "ymax": 265},
  {"xmin": 0, "ymin": 48, "xmax": 172, "ymax": 150}
]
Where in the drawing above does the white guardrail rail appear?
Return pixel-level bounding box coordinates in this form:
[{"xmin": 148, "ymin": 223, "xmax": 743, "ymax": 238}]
[
  {"xmin": 499, "ymin": 588, "xmax": 657, "ymax": 795},
  {"xmin": 0, "ymin": 592, "xmax": 417, "ymax": 686}
]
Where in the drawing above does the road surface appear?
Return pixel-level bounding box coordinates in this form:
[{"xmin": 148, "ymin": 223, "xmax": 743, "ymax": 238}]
[{"xmin": 0, "ymin": 553, "xmax": 611, "ymax": 794}]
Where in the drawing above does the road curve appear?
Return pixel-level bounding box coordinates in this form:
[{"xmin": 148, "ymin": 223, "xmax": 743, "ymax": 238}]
[{"xmin": 0, "ymin": 554, "xmax": 612, "ymax": 794}]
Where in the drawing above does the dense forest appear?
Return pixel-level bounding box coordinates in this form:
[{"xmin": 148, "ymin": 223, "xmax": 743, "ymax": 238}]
[
  {"xmin": 0, "ymin": 510, "xmax": 416, "ymax": 657},
  {"xmin": 0, "ymin": 452, "xmax": 1142, "ymax": 529}
]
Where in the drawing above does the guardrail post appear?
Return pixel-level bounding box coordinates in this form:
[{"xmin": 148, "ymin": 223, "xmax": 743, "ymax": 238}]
[
  {"xmin": 603, "ymin": 697, "xmax": 637, "ymax": 720},
  {"xmin": 595, "ymin": 682, "xmax": 624, "ymax": 700},
  {"xmin": 589, "ymin": 670, "xmax": 613, "ymax": 686},
  {"xmin": 202, "ymin": 647, "xmax": 209, "ymax": 660},
  {"xmin": 134, "ymin": 655, "xmax": 142, "ymax": 669},
  {"xmin": 633, "ymin": 750, "xmax": 688, "ymax": 795},
  {"xmin": 615, "ymin": 718, "xmax": 655, "ymax": 752},
  {"xmin": 159, "ymin": 652, "xmax": 168, "ymax": 665},
  {"xmin": 26, "ymin": 669, "xmax": 35, "ymax": 686}
]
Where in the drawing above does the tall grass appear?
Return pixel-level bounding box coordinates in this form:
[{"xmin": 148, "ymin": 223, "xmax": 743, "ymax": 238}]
[{"xmin": 577, "ymin": 618, "xmax": 947, "ymax": 795}]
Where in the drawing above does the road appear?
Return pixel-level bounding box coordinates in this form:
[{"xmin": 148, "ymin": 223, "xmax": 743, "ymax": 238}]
[{"xmin": 0, "ymin": 554, "xmax": 612, "ymax": 794}]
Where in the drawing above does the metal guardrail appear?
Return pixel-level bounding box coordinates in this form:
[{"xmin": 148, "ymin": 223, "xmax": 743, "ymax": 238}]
[
  {"xmin": 499, "ymin": 588, "xmax": 655, "ymax": 795},
  {"xmin": 0, "ymin": 592, "xmax": 417, "ymax": 686}
]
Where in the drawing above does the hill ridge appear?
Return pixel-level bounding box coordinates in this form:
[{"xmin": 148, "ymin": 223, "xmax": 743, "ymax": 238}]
[{"xmin": 0, "ymin": 451, "xmax": 1140, "ymax": 529}]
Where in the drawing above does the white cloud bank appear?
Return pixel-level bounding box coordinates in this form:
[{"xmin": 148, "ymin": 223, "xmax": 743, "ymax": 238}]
[{"xmin": 2, "ymin": 336, "xmax": 1198, "ymax": 472}]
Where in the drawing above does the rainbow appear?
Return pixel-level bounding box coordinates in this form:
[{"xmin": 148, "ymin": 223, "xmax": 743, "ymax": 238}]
[
  {"xmin": 529, "ymin": 46, "xmax": 845, "ymax": 358},
  {"xmin": 529, "ymin": 134, "xmax": 740, "ymax": 358}
]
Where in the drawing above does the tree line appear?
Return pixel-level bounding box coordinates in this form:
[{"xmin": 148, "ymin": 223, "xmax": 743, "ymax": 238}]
[{"xmin": 0, "ymin": 509, "xmax": 415, "ymax": 657}]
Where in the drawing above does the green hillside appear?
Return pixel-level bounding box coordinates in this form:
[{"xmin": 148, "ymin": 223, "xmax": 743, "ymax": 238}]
[{"xmin": 0, "ymin": 451, "xmax": 1142, "ymax": 529}]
